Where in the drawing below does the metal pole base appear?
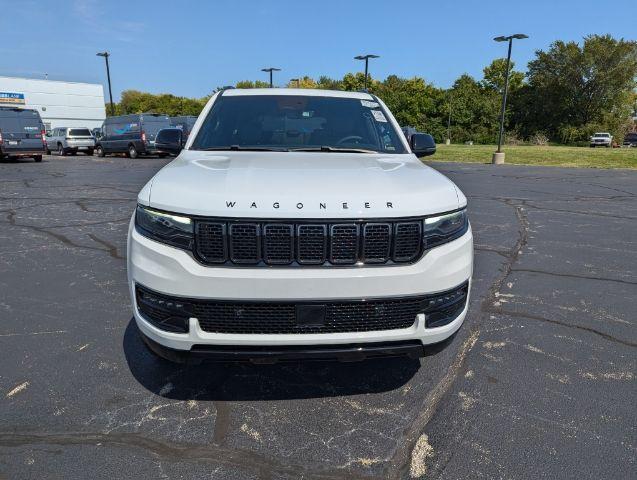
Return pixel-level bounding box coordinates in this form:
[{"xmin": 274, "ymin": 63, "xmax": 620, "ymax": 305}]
[{"xmin": 492, "ymin": 152, "xmax": 505, "ymax": 165}]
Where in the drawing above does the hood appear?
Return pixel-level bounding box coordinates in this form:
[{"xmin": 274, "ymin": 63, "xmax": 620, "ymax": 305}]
[{"xmin": 143, "ymin": 150, "xmax": 463, "ymax": 218}]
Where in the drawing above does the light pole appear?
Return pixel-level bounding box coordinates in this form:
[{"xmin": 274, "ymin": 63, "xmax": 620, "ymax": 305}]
[
  {"xmin": 261, "ymin": 67, "xmax": 281, "ymax": 88},
  {"xmin": 96, "ymin": 51, "xmax": 114, "ymax": 116},
  {"xmin": 354, "ymin": 54, "xmax": 379, "ymax": 90},
  {"xmin": 446, "ymin": 94, "xmax": 452, "ymax": 145},
  {"xmin": 492, "ymin": 34, "xmax": 528, "ymax": 164}
]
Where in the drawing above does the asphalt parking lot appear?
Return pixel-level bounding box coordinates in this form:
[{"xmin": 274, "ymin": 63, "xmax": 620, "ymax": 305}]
[{"xmin": 0, "ymin": 154, "xmax": 635, "ymax": 479}]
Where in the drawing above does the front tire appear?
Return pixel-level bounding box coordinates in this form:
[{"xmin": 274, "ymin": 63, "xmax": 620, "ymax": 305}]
[
  {"xmin": 33, "ymin": 155, "xmax": 42, "ymax": 162},
  {"xmin": 86, "ymin": 148, "xmax": 94, "ymax": 156},
  {"xmin": 96, "ymin": 146, "xmax": 105, "ymax": 157},
  {"xmin": 128, "ymin": 144, "xmax": 139, "ymax": 159},
  {"xmin": 58, "ymin": 144, "xmax": 66, "ymax": 156}
]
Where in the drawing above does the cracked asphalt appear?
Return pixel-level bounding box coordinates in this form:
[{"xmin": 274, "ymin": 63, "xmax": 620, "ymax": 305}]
[{"xmin": 0, "ymin": 155, "xmax": 635, "ymax": 479}]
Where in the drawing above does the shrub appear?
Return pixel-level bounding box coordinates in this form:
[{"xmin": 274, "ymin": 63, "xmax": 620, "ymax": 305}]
[{"xmin": 530, "ymin": 132, "xmax": 550, "ymax": 145}]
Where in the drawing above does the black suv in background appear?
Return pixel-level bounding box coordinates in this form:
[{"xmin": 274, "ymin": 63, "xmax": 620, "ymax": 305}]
[
  {"xmin": 170, "ymin": 115, "xmax": 197, "ymax": 144},
  {"xmin": 95, "ymin": 113, "xmax": 171, "ymax": 158},
  {"xmin": 623, "ymin": 132, "xmax": 637, "ymax": 147},
  {"xmin": 0, "ymin": 107, "xmax": 47, "ymax": 162}
]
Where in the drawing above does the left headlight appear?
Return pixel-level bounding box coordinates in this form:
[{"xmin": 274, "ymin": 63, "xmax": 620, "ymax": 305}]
[
  {"xmin": 135, "ymin": 205, "xmax": 194, "ymax": 250},
  {"xmin": 423, "ymin": 208, "xmax": 469, "ymax": 249}
]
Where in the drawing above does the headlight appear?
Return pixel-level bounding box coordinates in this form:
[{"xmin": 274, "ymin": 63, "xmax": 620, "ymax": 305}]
[
  {"xmin": 423, "ymin": 208, "xmax": 469, "ymax": 249},
  {"xmin": 135, "ymin": 205, "xmax": 194, "ymax": 249}
]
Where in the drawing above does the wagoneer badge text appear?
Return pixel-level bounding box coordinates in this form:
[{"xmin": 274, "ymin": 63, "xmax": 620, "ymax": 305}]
[{"xmin": 225, "ymin": 201, "xmax": 394, "ymax": 210}]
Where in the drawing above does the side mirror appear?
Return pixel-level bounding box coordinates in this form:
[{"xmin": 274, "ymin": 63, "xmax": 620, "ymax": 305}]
[
  {"xmin": 46, "ymin": 132, "xmax": 52, "ymax": 137},
  {"xmin": 155, "ymin": 128, "xmax": 183, "ymax": 155},
  {"xmin": 410, "ymin": 133, "xmax": 436, "ymax": 157}
]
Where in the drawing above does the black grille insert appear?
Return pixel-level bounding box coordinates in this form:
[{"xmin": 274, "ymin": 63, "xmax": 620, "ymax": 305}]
[
  {"xmin": 194, "ymin": 217, "xmax": 429, "ymax": 267},
  {"xmin": 135, "ymin": 282, "xmax": 469, "ymax": 334}
]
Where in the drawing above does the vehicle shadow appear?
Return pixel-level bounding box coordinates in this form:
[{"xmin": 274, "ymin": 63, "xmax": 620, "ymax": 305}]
[{"xmin": 123, "ymin": 318, "xmax": 425, "ymax": 401}]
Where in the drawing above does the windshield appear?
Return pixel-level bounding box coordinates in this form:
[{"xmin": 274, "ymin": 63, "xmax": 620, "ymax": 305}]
[
  {"xmin": 142, "ymin": 116, "xmax": 172, "ymax": 135},
  {"xmin": 68, "ymin": 128, "xmax": 92, "ymax": 136},
  {"xmin": 594, "ymin": 133, "xmax": 610, "ymax": 137},
  {"xmin": 191, "ymin": 94, "xmax": 407, "ymax": 153}
]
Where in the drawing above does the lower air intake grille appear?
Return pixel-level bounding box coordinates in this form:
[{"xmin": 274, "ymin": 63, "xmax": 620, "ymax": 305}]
[{"xmin": 135, "ymin": 282, "xmax": 469, "ymax": 334}]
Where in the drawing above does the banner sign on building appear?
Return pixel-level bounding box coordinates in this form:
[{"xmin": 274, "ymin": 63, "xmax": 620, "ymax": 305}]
[{"xmin": 0, "ymin": 92, "xmax": 26, "ymax": 105}]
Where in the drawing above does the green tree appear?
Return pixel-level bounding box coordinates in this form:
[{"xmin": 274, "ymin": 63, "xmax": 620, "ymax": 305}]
[
  {"xmin": 520, "ymin": 34, "xmax": 637, "ymax": 141},
  {"xmin": 235, "ymin": 80, "xmax": 271, "ymax": 89},
  {"xmin": 285, "ymin": 76, "xmax": 318, "ymax": 88},
  {"xmin": 446, "ymin": 74, "xmax": 501, "ymax": 144},
  {"xmin": 482, "ymin": 58, "xmax": 524, "ymax": 92},
  {"xmin": 375, "ymin": 75, "xmax": 446, "ymax": 141}
]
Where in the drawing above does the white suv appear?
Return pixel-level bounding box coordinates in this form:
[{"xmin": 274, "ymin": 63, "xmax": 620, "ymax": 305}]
[
  {"xmin": 590, "ymin": 132, "xmax": 613, "ymax": 148},
  {"xmin": 127, "ymin": 88, "xmax": 473, "ymax": 364}
]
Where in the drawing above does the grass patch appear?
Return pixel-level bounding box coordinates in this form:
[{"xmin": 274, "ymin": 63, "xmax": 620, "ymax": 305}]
[{"xmin": 429, "ymin": 144, "xmax": 637, "ymax": 169}]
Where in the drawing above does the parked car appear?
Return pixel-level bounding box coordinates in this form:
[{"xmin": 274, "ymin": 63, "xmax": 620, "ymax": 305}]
[
  {"xmin": 128, "ymin": 88, "xmax": 470, "ymax": 364},
  {"xmin": 170, "ymin": 115, "xmax": 197, "ymax": 144},
  {"xmin": 590, "ymin": 132, "xmax": 613, "ymax": 147},
  {"xmin": 154, "ymin": 128, "xmax": 183, "ymax": 156},
  {"xmin": 46, "ymin": 127, "xmax": 95, "ymax": 156},
  {"xmin": 0, "ymin": 107, "xmax": 46, "ymax": 162},
  {"xmin": 622, "ymin": 132, "xmax": 637, "ymax": 147},
  {"xmin": 96, "ymin": 113, "xmax": 172, "ymax": 158}
]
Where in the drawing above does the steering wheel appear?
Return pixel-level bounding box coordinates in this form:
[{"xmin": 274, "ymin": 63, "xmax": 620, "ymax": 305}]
[{"xmin": 336, "ymin": 135, "xmax": 363, "ymax": 145}]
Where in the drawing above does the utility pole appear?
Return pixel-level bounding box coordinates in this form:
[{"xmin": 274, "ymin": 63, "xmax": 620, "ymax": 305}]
[{"xmin": 492, "ymin": 34, "xmax": 528, "ymax": 164}]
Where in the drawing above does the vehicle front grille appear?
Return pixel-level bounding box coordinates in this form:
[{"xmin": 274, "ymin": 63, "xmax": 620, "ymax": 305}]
[
  {"xmin": 194, "ymin": 218, "xmax": 425, "ymax": 267},
  {"xmin": 135, "ymin": 282, "xmax": 469, "ymax": 335}
]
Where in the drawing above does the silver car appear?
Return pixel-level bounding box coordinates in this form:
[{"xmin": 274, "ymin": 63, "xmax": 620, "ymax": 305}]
[{"xmin": 46, "ymin": 127, "xmax": 96, "ymax": 156}]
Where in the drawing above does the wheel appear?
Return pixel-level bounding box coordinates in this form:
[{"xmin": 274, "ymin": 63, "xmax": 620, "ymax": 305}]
[
  {"xmin": 70, "ymin": 151, "xmax": 77, "ymax": 156},
  {"xmin": 86, "ymin": 148, "xmax": 94, "ymax": 156},
  {"xmin": 57, "ymin": 143, "xmax": 66, "ymax": 156},
  {"xmin": 96, "ymin": 146, "xmax": 105, "ymax": 157},
  {"xmin": 158, "ymin": 153, "xmax": 169, "ymax": 158},
  {"xmin": 46, "ymin": 149, "xmax": 51, "ymax": 155},
  {"xmin": 33, "ymin": 155, "xmax": 42, "ymax": 162},
  {"xmin": 128, "ymin": 144, "xmax": 139, "ymax": 159},
  {"xmin": 590, "ymin": 144, "xmax": 595, "ymax": 148}
]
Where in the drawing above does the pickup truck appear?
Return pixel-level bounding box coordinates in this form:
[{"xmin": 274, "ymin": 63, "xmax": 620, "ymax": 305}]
[
  {"xmin": 46, "ymin": 127, "xmax": 95, "ymax": 156},
  {"xmin": 590, "ymin": 132, "xmax": 613, "ymax": 148}
]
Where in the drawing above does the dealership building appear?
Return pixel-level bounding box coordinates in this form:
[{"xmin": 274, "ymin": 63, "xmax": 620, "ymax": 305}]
[{"xmin": 0, "ymin": 76, "xmax": 106, "ymax": 131}]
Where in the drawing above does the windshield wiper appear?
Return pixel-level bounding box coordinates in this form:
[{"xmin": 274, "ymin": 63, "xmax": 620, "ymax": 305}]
[
  {"xmin": 199, "ymin": 145, "xmax": 289, "ymax": 152},
  {"xmin": 291, "ymin": 146, "xmax": 377, "ymax": 153}
]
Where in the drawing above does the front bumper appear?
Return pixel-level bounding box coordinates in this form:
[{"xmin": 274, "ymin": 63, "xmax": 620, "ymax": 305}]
[{"xmin": 127, "ymin": 215, "xmax": 473, "ymax": 353}]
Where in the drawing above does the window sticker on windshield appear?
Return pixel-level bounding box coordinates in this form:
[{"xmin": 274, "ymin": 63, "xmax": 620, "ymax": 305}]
[
  {"xmin": 372, "ymin": 110, "xmax": 387, "ymax": 122},
  {"xmin": 361, "ymin": 100, "xmax": 379, "ymax": 108}
]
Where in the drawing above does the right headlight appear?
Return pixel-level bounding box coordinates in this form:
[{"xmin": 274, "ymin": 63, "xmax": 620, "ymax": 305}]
[
  {"xmin": 423, "ymin": 208, "xmax": 469, "ymax": 249},
  {"xmin": 135, "ymin": 205, "xmax": 194, "ymax": 250}
]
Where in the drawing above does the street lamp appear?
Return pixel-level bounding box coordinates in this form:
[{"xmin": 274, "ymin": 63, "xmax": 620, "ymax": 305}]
[
  {"xmin": 492, "ymin": 34, "xmax": 528, "ymax": 164},
  {"xmin": 354, "ymin": 54, "xmax": 379, "ymax": 90},
  {"xmin": 290, "ymin": 78, "xmax": 300, "ymax": 88},
  {"xmin": 96, "ymin": 51, "xmax": 114, "ymax": 116},
  {"xmin": 261, "ymin": 67, "xmax": 281, "ymax": 88}
]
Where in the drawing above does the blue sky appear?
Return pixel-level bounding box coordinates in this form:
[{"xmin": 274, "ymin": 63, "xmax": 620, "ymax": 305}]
[{"xmin": 1, "ymin": 0, "xmax": 634, "ymax": 101}]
